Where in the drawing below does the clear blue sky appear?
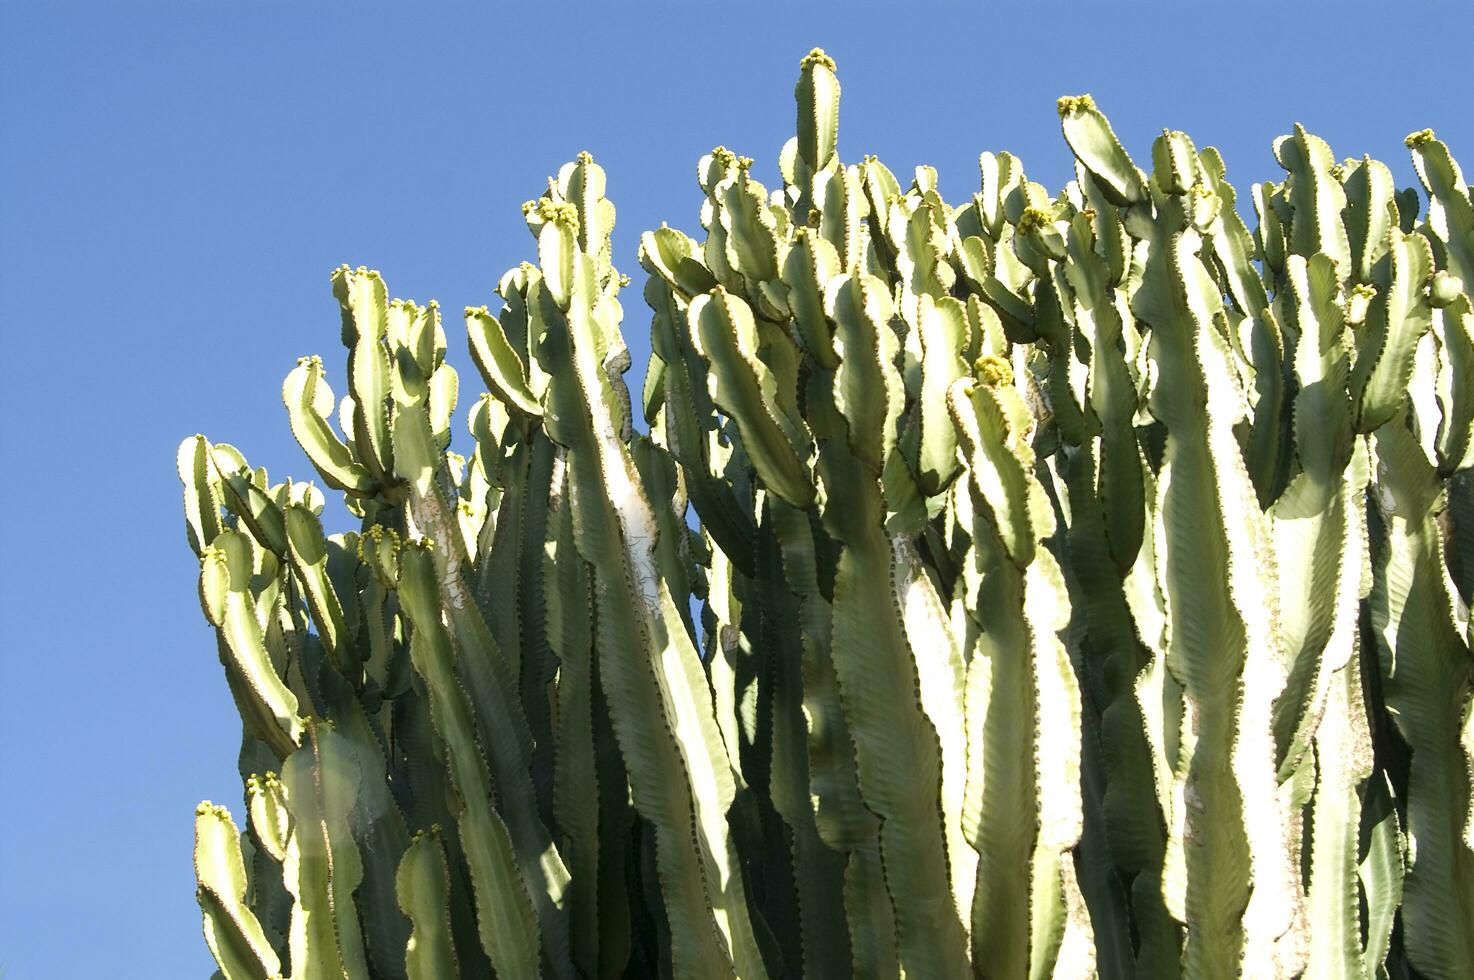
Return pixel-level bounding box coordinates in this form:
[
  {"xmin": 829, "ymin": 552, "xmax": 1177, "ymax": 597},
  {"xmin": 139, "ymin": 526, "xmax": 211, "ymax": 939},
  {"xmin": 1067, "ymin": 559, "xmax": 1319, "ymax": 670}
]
[{"xmin": 1, "ymin": 2, "xmax": 1468, "ymax": 975}]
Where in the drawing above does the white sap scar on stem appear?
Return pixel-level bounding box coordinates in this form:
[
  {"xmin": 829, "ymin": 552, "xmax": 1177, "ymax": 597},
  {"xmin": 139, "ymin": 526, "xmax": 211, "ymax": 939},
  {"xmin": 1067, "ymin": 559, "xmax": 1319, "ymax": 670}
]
[
  {"xmin": 405, "ymin": 490, "xmax": 471, "ymax": 614},
  {"xmin": 584, "ymin": 337, "xmax": 746, "ymax": 959}
]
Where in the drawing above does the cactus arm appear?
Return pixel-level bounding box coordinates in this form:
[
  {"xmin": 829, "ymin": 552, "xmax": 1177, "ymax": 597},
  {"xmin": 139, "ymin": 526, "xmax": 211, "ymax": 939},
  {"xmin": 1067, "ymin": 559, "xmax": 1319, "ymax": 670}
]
[
  {"xmin": 688, "ymin": 288, "xmax": 815, "ymax": 507},
  {"xmin": 1278, "ymin": 127, "xmax": 1352, "ymax": 278},
  {"xmin": 977, "ymin": 150, "xmax": 1024, "ymax": 240},
  {"xmin": 1343, "ymin": 157, "xmax": 1397, "ymax": 285},
  {"xmin": 427, "ymin": 361, "xmax": 458, "ymax": 455},
  {"xmin": 782, "ymin": 230, "xmax": 841, "ymax": 369},
  {"xmin": 1352, "ymin": 230, "xmax": 1435, "ymax": 432},
  {"xmin": 1131, "ymin": 226, "xmax": 1296, "ymax": 976},
  {"xmin": 766, "ymin": 494, "xmax": 878, "ymax": 854},
  {"xmin": 1356, "ymin": 772, "xmax": 1404, "ymax": 977},
  {"xmin": 701, "ymin": 155, "xmax": 747, "ymax": 297},
  {"xmin": 640, "ymin": 225, "xmax": 718, "ymax": 301},
  {"xmin": 282, "ymin": 505, "xmax": 353, "ymax": 679},
  {"xmin": 1056, "ymin": 443, "xmax": 1181, "ymax": 976},
  {"xmin": 535, "ymin": 200, "xmax": 579, "ymax": 311},
  {"xmin": 1288, "ymin": 255, "xmax": 1355, "ymax": 505},
  {"xmin": 1271, "ymin": 462, "xmax": 1367, "ymax": 784},
  {"xmin": 467, "ymin": 306, "xmax": 542, "ymax": 420},
  {"xmin": 246, "ymin": 772, "xmax": 290, "ymax": 865},
  {"xmin": 333, "ymin": 266, "xmax": 396, "ymax": 481},
  {"xmin": 912, "ymin": 295, "xmax": 969, "ymax": 495},
  {"xmin": 401, "ymin": 467, "xmax": 577, "ymax": 976},
  {"xmin": 201, "ymin": 532, "xmax": 304, "ymax": 759},
  {"xmin": 1408, "ymin": 131, "xmax": 1474, "ymax": 288},
  {"xmin": 830, "ymin": 847, "xmax": 896, "ymax": 979},
  {"xmin": 242, "ymin": 769, "xmax": 295, "ymax": 954},
  {"xmin": 818, "ymin": 164, "xmax": 869, "ymax": 273},
  {"xmin": 647, "ymin": 277, "xmax": 758, "ymax": 574},
  {"xmin": 559, "ymin": 153, "xmax": 615, "ymax": 274},
  {"xmin": 516, "ymin": 435, "xmax": 560, "ymax": 818},
  {"xmin": 396, "ymin": 830, "xmax": 460, "ymax": 980},
  {"xmin": 278, "ymin": 725, "xmax": 371, "ymax": 979},
  {"xmin": 857, "ymin": 155, "xmax": 901, "ymax": 254},
  {"xmin": 700, "ymin": 533, "xmax": 788, "ymax": 974},
  {"xmin": 179, "ymin": 434, "xmax": 226, "ymax": 555},
  {"xmin": 195, "ymin": 802, "xmax": 284, "ymax": 980},
  {"xmin": 1269, "ymin": 258, "xmax": 1365, "ymax": 790},
  {"xmin": 282, "ymin": 356, "xmax": 377, "ymax": 496},
  {"xmin": 891, "ymin": 533, "xmax": 977, "ymax": 935},
  {"xmin": 396, "ymin": 541, "xmax": 543, "ymax": 978},
  {"xmin": 808, "ymin": 341, "xmax": 970, "ymax": 975},
  {"xmin": 951, "ymin": 377, "xmax": 1093, "ymax": 978},
  {"xmin": 796, "ymin": 48, "xmax": 839, "ymax": 177},
  {"xmin": 756, "ymin": 510, "xmax": 854, "ymax": 979},
  {"xmin": 1367, "ymin": 417, "xmax": 1474, "ymax": 978},
  {"xmin": 817, "ymin": 459, "xmax": 971, "ymax": 976},
  {"xmin": 1057, "ymin": 95, "xmax": 1145, "ymax": 207},
  {"xmin": 719, "ymin": 166, "xmax": 782, "ymax": 301},
  {"xmin": 825, "ymin": 273, "xmax": 903, "ymax": 471},
  {"xmin": 546, "ymin": 487, "xmax": 603, "ymax": 979},
  {"xmin": 1303, "ymin": 650, "xmax": 1375, "ymax": 980},
  {"xmin": 1197, "ymin": 157, "xmax": 1287, "ymax": 505},
  {"xmin": 307, "ymin": 663, "xmax": 415, "ymax": 978},
  {"xmin": 1063, "ymin": 219, "xmax": 1145, "ymax": 571},
  {"xmin": 1435, "ymin": 296, "xmax": 1474, "ymax": 474},
  {"xmin": 209, "ymin": 449, "xmax": 289, "ymax": 558},
  {"xmin": 474, "ymin": 441, "xmax": 525, "ymax": 685}
]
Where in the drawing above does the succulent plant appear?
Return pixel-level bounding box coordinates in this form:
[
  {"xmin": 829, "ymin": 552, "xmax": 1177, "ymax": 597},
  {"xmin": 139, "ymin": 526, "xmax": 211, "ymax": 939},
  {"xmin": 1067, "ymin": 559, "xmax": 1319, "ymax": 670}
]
[{"xmin": 181, "ymin": 48, "xmax": 1474, "ymax": 979}]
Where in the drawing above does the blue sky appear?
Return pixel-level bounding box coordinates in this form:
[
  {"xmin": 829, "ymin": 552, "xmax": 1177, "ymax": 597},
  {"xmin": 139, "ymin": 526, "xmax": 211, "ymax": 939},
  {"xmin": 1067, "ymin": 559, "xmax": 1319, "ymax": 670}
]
[{"xmin": 1, "ymin": 2, "xmax": 1469, "ymax": 975}]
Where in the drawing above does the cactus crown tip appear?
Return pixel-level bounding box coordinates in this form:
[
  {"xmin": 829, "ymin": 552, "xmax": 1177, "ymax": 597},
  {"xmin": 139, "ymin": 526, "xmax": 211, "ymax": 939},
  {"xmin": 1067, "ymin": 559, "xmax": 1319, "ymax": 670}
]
[
  {"xmin": 800, "ymin": 47, "xmax": 836, "ymax": 72},
  {"xmin": 1405, "ymin": 128, "xmax": 1436, "ymax": 148},
  {"xmin": 577, "ymin": 149, "xmax": 593, "ymax": 163},
  {"xmin": 974, "ymin": 354, "xmax": 1014, "ymax": 387},
  {"xmin": 535, "ymin": 198, "xmax": 579, "ymax": 228},
  {"xmin": 1017, "ymin": 207, "xmax": 1053, "ymax": 231},
  {"xmin": 1057, "ymin": 94, "xmax": 1096, "ymax": 116}
]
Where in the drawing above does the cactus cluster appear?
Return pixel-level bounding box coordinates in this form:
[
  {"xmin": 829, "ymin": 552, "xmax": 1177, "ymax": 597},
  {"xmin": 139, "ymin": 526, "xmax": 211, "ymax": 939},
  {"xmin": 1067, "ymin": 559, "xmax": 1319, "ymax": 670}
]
[{"xmin": 180, "ymin": 50, "xmax": 1474, "ymax": 979}]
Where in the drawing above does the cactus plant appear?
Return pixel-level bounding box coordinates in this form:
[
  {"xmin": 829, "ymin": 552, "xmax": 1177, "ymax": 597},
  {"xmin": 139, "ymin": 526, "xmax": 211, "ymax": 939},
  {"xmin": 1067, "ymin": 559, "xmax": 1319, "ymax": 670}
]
[{"xmin": 181, "ymin": 49, "xmax": 1474, "ymax": 979}]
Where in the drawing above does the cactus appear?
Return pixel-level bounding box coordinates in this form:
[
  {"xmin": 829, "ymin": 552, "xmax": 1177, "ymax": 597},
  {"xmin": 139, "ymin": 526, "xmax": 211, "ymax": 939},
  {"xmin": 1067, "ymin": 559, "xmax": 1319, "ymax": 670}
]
[{"xmin": 180, "ymin": 50, "xmax": 1474, "ymax": 979}]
